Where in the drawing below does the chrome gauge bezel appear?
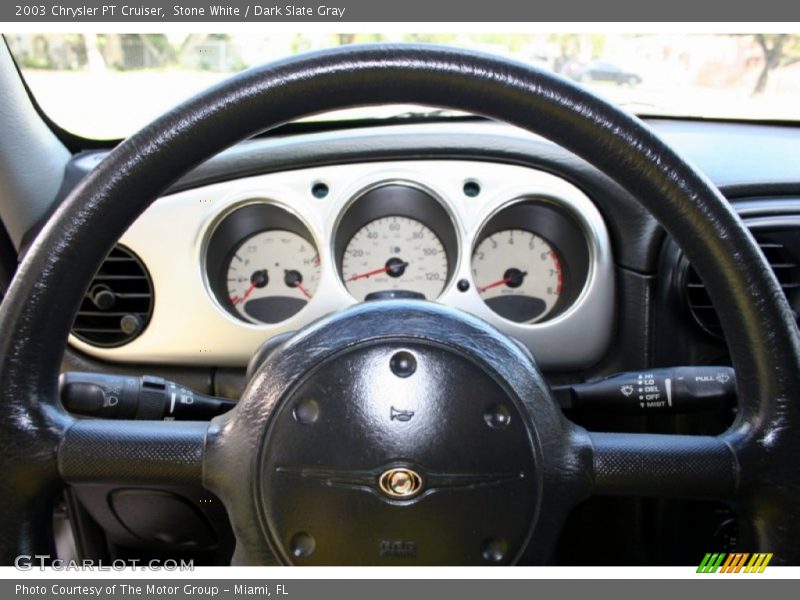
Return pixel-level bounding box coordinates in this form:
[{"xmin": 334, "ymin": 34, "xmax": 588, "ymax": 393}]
[
  {"xmin": 470, "ymin": 196, "xmax": 593, "ymax": 325},
  {"xmin": 202, "ymin": 197, "xmax": 322, "ymax": 326},
  {"xmin": 332, "ymin": 179, "xmax": 461, "ymax": 301}
]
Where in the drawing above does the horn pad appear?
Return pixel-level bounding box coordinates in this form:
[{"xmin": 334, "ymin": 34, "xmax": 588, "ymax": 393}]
[{"xmin": 257, "ymin": 339, "xmax": 541, "ymax": 565}]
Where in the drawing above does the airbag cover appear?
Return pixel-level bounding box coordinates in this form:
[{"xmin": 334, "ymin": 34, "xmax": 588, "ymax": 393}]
[{"xmin": 258, "ymin": 340, "xmax": 539, "ymax": 565}]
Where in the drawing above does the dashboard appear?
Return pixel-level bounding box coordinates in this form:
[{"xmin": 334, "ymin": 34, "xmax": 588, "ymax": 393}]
[
  {"xmin": 10, "ymin": 114, "xmax": 800, "ymax": 566},
  {"xmin": 68, "ymin": 159, "xmax": 613, "ymax": 369},
  {"xmin": 52, "ymin": 116, "xmax": 800, "ymax": 396}
]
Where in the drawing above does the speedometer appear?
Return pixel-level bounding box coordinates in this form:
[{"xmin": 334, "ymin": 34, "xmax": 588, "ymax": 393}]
[{"xmin": 341, "ymin": 216, "xmax": 448, "ymax": 300}]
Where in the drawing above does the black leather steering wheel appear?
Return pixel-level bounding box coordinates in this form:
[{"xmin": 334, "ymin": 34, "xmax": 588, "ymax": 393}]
[{"xmin": 1, "ymin": 45, "xmax": 799, "ymax": 565}]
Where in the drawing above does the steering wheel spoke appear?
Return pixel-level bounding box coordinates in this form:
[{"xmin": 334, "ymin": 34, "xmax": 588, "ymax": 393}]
[
  {"xmin": 58, "ymin": 419, "xmax": 207, "ymax": 486},
  {"xmin": 588, "ymin": 432, "xmax": 737, "ymax": 500}
]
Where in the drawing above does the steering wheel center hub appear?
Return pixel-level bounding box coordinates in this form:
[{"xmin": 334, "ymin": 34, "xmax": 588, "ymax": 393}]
[{"xmin": 255, "ymin": 333, "xmax": 541, "ymax": 565}]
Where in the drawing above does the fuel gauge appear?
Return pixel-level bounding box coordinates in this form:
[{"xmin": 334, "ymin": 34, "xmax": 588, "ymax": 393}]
[{"xmin": 226, "ymin": 229, "xmax": 320, "ymax": 324}]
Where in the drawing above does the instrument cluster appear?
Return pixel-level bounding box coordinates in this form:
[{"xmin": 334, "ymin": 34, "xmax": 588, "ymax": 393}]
[
  {"xmin": 207, "ymin": 180, "xmax": 591, "ymax": 327},
  {"xmin": 70, "ymin": 160, "xmax": 613, "ymax": 369}
]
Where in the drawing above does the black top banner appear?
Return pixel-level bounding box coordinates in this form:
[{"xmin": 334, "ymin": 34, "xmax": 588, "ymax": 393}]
[{"xmin": 2, "ymin": 0, "xmax": 799, "ymax": 22}]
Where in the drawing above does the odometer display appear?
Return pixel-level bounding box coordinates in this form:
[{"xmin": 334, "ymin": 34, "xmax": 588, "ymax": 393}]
[{"xmin": 341, "ymin": 216, "xmax": 448, "ymax": 300}]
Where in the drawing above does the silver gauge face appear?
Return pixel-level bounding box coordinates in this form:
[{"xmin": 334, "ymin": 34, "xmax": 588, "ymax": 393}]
[
  {"xmin": 341, "ymin": 216, "xmax": 449, "ymax": 300},
  {"xmin": 226, "ymin": 229, "xmax": 320, "ymax": 324},
  {"xmin": 472, "ymin": 229, "xmax": 563, "ymax": 323}
]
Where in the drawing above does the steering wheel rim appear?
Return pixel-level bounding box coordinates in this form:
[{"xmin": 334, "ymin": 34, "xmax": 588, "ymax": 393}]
[{"xmin": 1, "ymin": 44, "xmax": 798, "ymax": 564}]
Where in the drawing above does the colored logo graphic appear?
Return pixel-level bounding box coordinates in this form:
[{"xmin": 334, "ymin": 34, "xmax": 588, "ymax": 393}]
[{"xmin": 697, "ymin": 553, "xmax": 773, "ymax": 573}]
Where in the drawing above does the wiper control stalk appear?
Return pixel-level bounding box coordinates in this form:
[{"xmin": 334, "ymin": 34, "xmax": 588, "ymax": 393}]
[{"xmin": 553, "ymin": 366, "xmax": 736, "ymax": 414}]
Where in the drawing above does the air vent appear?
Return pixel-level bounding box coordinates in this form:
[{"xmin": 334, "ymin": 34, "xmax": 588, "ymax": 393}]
[
  {"xmin": 682, "ymin": 228, "xmax": 800, "ymax": 339},
  {"xmin": 72, "ymin": 245, "xmax": 153, "ymax": 347}
]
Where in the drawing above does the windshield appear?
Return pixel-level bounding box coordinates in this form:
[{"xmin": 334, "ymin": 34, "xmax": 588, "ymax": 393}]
[{"xmin": 5, "ymin": 32, "xmax": 800, "ymax": 139}]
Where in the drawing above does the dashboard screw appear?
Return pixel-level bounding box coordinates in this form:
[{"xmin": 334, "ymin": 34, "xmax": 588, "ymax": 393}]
[
  {"xmin": 463, "ymin": 180, "xmax": 481, "ymax": 197},
  {"xmin": 390, "ymin": 351, "xmax": 417, "ymax": 378},
  {"xmin": 484, "ymin": 404, "xmax": 511, "ymax": 429},
  {"xmin": 311, "ymin": 182, "xmax": 329, "ymax": 198},
  {"xmin": 293, "ymin": 398, "xmax": 320, "ymax": 425},
  {"xmin": 457, "ymin": 279, "xmax": 470, "ymax": 292}
]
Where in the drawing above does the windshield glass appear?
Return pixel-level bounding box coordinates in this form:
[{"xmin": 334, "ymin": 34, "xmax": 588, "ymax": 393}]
[{"xmin": 5, "ymin": 32, "xmax": 800, "ymax": 139}]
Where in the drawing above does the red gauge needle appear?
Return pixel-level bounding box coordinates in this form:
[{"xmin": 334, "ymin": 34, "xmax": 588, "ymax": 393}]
[
  {"xmin": 284, "ymin": 269, "xmax": 313, "ymax": 300},
  {"xmin": 477, "ymin": 277, "xmax": 511, "ymax": 293},
  {"xmin": 231, "ymin": 269, "xmax": 269, "ymax": 305},
  {"xmin": 478, "ymin": 269, "xmax": 528, "ymax": 293},
  {"xmin": 347, "ymin": 260, "xmax": 409, "ymax": 282},
  {"xmin": 231, "ymin": 283, "xmax": 256, "ymax": 305},
  {"xmin": 347, "ymin": 266, "xmax": 392, "ymax": 281}
]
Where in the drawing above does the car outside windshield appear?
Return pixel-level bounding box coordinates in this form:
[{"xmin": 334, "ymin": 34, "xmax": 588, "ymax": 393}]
[{"xmin": 5, "ymin": 32, "xmax": 800, "ymax": 139}]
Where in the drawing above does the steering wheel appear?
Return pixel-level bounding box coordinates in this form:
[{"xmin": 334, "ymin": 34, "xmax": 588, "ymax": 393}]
[{"xmin": 1, "ymin": 45, "xmax": 799, "ymax": 565}]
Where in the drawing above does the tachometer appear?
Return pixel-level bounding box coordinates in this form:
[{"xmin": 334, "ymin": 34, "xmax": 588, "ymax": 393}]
[
  {"xmin": 226, "ymin": 230, "xmax": 320, "ymax": 324},
  {"xmin": 341, "ymin": 216, "xmax": 448, "ymax": 300},
  {"xmin": 472, "ymin": 229, "xmax": 562, "ymax": 323}
]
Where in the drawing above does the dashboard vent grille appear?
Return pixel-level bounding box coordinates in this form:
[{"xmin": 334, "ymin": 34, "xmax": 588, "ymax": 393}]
[
  {"xmin": 683, "ymin": 230, "xmax": 799, "ymax": 339},
  {"xmin": 71, "ymin": 245, "xmax": 153, "ymax": 347}
]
